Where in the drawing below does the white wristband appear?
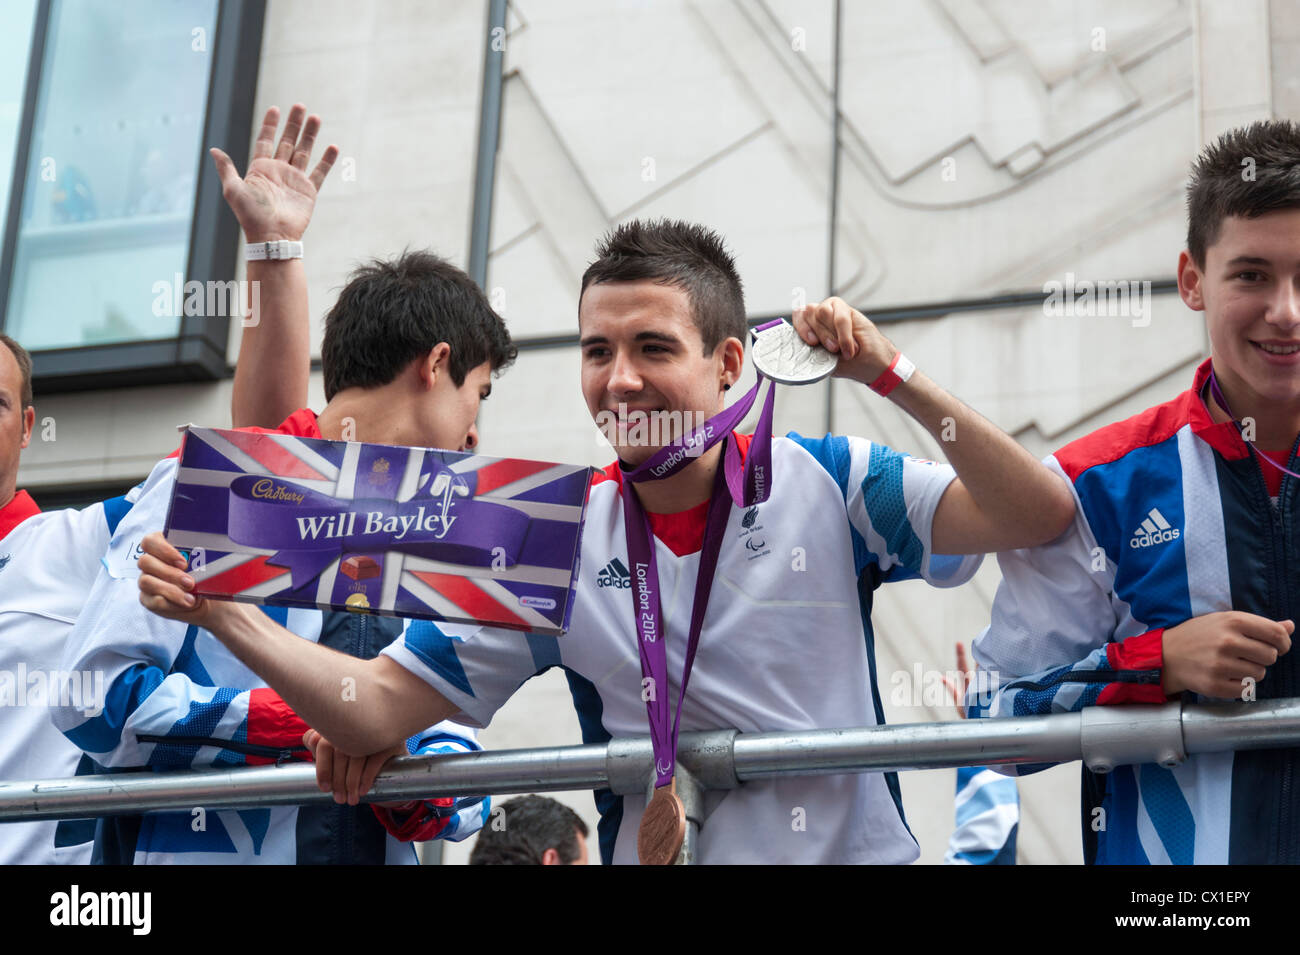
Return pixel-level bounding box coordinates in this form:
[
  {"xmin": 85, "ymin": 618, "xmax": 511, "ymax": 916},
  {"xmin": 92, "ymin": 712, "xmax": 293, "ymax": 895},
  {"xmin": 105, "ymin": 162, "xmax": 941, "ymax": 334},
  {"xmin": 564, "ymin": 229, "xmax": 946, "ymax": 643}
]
[
  {"xmin": 246, "ymin": 240, "xmax": 303, "ymax": 261},
  {"xmin": 894, "ymin": 352, "xmax": 916, "ymax": 385}
]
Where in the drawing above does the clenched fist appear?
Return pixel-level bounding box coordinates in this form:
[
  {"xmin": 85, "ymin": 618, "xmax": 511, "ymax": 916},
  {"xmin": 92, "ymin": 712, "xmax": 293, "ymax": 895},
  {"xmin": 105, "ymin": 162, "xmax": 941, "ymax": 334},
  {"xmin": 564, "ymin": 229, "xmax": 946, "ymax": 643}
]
[{"xmin": 1162, "ymin": 611, "xmax": 1294, "ymax": 699}]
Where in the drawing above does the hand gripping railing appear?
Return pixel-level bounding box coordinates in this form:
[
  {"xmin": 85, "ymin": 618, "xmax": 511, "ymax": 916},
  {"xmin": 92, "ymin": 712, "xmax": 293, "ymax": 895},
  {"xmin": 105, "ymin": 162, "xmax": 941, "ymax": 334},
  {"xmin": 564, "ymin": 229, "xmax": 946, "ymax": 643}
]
[{"xmin": 3, "ymin": 699, "xmax": 1300, "ymax": 863}]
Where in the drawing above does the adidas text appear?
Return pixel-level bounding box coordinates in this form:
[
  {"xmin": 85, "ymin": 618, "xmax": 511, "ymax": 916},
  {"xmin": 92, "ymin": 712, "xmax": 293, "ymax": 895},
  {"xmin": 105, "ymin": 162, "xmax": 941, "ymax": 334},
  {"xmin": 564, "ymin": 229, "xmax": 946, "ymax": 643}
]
[{"xmin": 1131, "ymin": 527, "xmax": 1180, "ymax": 548}]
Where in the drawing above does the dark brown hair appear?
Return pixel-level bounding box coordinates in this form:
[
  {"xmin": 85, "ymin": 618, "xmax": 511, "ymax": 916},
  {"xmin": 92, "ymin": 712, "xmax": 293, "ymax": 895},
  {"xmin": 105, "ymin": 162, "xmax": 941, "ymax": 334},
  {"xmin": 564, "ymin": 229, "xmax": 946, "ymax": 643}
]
[
  {"xmin": 1187, "ymin": 120, "xmax": 1300, "ymax": 267},
  {"xmin": 468, "ymin": 794, "xmax": 589, "ymax": 865},
  {"xmin": 580, "ymin": 218, "xmax": 746, "ymax": 353},
  {"xmin": 321, "ymin": 250, "xmax": 516, "ymax": 401}
]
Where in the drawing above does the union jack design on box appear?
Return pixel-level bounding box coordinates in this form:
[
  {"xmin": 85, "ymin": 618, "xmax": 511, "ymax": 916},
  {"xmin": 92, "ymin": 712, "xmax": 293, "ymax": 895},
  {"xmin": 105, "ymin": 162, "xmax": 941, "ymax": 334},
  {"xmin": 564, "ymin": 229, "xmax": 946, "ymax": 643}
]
[{"xmin": 163, "ymin": 427, "xmax": 594, "ymax": 635}]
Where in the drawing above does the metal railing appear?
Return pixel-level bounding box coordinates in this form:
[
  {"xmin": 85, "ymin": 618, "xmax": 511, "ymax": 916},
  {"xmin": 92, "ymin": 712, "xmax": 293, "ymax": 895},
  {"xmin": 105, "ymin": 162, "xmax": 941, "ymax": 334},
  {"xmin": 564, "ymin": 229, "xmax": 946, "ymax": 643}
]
[{"xmin": 4, "ymin": 698, "xmax": 1299, "ymax": 863}]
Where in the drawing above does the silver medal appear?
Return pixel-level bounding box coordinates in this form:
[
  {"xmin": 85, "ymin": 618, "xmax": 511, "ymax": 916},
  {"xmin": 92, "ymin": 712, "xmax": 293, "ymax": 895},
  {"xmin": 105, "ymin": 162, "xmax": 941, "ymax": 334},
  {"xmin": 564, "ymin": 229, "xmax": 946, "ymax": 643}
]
[{"xmin": 750, "ymin": 319, "xmax": 838, "ymax": 385}]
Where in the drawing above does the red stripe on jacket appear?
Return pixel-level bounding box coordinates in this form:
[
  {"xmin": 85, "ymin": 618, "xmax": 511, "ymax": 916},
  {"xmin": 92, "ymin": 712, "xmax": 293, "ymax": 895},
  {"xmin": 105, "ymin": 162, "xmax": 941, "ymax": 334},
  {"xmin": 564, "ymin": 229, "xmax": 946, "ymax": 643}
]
[
  {"xmin": 1096, "ymin": 629, "xmax": 1169, "ymax": 705},
  {"xmin": 244, "ymin": 687, "xmax": 311, "ymax": 765},
  {"xmin": 0, "ymin": 489, "xmax": 40, "ymax": 539},
  {"xmin": 1054, "ymin": 359, "xmax": 1246, "ymax": 483}
]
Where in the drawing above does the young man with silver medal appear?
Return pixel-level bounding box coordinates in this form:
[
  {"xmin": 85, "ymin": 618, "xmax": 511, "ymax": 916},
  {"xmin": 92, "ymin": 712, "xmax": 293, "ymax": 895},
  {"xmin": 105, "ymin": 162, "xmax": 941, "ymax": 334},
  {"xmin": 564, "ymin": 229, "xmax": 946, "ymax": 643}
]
[{"xmin": 136, "ymin": 219, "xmax": 1078, "ymax": 864}]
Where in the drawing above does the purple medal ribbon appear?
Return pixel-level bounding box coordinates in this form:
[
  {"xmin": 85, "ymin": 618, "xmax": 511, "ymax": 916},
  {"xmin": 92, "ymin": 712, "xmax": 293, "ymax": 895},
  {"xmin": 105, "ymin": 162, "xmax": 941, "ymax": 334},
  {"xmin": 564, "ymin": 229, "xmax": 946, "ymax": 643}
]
[
  {"xmin": 619, "ymin": 355, "xmax": 778, "ymax": 790},
  {"xmin": 1208, "ymin": 365, "xmax": 1300, "ymax": 481}
]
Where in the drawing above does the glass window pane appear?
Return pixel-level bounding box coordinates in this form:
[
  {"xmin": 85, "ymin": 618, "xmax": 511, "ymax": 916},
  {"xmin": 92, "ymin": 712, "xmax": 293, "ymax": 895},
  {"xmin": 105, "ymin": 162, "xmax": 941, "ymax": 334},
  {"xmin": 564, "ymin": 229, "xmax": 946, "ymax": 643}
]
[
  {"xmin": 5, "ymin": 0, "xmax": 218, "ymax": 350},
  {"xmin": 0, "ymin": 1, "xmax": 39, "ymax": 224}
]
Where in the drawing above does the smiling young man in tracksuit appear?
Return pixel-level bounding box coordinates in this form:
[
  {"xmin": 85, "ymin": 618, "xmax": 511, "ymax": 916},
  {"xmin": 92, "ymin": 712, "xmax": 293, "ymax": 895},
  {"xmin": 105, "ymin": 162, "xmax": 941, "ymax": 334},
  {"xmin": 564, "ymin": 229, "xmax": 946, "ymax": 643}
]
[{"xmin": 971, "ymin": 120, "xmax": 1300, "ymax": 864}]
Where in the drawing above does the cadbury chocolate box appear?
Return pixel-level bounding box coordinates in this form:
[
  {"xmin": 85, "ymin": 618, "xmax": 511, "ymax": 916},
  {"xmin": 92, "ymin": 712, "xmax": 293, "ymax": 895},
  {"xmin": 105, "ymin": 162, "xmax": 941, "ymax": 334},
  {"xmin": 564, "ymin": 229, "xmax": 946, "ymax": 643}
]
[{"xmin": 163, "ymin": 426, "xmax": 594, "ymax": 635}]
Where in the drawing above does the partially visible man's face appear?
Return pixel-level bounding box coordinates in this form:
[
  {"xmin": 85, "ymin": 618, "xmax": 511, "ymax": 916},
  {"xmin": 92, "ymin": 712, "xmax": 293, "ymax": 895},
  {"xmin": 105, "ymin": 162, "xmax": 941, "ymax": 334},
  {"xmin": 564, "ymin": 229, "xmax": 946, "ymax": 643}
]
[
  {"xmin": 540, "ymin": 827, "xmax": 589, "ymax": 865},
  {"xmin": 0, "ymin": 347, "xmax": 33, "ymax": 496},
  {"xmin": 579, "ymin": 281, "xmax": 733, "ymax": 466},
  {"xmin": 1183, "ymin": 209, "xmax": 1300, "ymax": 407},
  {"xmin": 402, "ymin": 357, "xmax": 492, "ymax": 453},
  {"xmin": 571, "ymin": 828, "xmax": 589, "ymax": 865}
]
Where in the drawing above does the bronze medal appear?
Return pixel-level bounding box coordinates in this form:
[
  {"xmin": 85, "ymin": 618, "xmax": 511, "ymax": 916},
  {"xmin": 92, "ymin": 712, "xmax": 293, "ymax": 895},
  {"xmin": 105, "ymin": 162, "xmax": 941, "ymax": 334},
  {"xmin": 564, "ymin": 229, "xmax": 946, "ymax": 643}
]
[{"xmin": 637, "ymin": 779, "xmax": 686, "ymax": 866}]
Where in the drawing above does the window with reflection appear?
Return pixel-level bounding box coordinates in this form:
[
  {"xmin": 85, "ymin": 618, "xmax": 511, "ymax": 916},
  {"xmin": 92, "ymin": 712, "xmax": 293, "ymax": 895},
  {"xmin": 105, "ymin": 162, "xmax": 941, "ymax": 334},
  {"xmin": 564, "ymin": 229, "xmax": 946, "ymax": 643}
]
[
  {"xmin": 0, "ymin": 2, "xmax": 39, "ymax": 227},
  {"xmin": 4, "ymin": 0, "xmax": 218, "ymax": 351}
]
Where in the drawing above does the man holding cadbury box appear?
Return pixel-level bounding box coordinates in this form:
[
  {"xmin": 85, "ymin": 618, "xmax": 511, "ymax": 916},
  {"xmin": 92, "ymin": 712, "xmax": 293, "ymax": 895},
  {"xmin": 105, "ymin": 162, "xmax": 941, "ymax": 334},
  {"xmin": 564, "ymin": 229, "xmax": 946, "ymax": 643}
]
[
  {"xmin": 138, "ymin": 214, "xmax": 1078, "ymax": 863},
  {"xmin": 53, "ymin": 105, "xmax": 508, "ymax": 862}
]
